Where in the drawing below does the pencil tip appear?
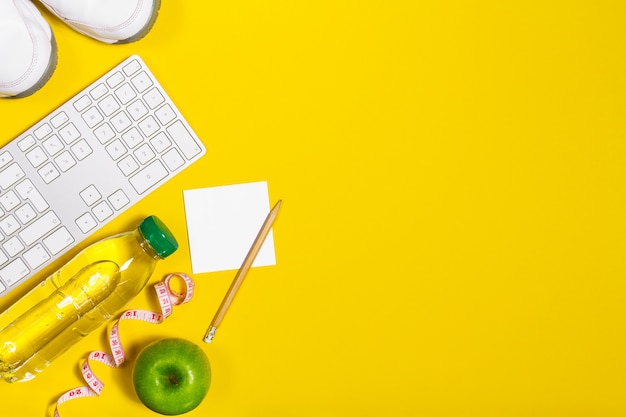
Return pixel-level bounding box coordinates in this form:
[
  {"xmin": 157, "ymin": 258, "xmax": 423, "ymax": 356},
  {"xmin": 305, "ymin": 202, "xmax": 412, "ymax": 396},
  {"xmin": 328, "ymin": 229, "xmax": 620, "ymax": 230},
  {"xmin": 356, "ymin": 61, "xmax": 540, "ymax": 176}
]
[
  {"xmin": 270, "ymin": 200, "xmax": 283, "ymax": 213},
  {"xmin": 203, "ymin": 327, "xmax": 217, "ymax": 344}
]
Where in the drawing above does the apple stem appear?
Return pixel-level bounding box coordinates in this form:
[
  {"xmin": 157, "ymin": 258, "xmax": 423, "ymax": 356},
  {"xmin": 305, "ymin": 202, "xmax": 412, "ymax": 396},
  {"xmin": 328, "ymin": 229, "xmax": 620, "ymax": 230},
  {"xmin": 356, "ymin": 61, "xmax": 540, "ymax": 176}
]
[{"xmin": 168, "ymin": 375, "xmax": 179, "ymax": 385}]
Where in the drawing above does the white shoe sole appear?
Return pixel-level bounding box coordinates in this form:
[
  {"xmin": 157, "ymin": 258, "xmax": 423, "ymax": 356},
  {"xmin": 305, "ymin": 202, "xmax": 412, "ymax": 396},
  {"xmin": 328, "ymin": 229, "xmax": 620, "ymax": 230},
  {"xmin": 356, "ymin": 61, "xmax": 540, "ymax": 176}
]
[
  {"xmin": 11, "ymin": 34, "xmax": 58, "ymax": 98},
  {"xmin": 116, "ymin": 0, "xmax": 161, "ymax": 44}
]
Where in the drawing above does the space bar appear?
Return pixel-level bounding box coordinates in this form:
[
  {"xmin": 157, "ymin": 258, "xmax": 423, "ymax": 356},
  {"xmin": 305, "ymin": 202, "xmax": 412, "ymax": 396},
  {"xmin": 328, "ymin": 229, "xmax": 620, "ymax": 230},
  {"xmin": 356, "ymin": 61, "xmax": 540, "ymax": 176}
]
[{"xmin": 19, "ymin": 212, "xmax": 60, "ymax": 245}]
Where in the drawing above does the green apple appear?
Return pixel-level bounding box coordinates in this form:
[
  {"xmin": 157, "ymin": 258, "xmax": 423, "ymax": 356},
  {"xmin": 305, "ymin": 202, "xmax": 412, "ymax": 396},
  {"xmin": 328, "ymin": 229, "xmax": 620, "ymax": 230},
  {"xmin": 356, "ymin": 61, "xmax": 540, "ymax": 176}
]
[{"xmin": 132, "ymin": 338, "xmax": 211, "ymax": 415}]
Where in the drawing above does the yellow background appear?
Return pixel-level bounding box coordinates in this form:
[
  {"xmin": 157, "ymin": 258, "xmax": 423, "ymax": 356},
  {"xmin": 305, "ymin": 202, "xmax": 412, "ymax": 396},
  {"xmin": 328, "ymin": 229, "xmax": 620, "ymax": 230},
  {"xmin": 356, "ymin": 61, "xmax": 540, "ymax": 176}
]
[{"xmin": 1, "ymin": 0, "xmax": 626, "ymax": 415}]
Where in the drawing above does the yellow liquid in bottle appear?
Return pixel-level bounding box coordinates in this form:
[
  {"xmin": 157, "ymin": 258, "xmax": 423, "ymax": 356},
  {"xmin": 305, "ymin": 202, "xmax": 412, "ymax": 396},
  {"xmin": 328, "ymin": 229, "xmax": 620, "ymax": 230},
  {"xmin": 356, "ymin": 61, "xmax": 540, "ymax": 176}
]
[
  {"xmin": 0, "ymin": 261, "xmax": 120, "ymax": 381},
  {"xmin": 0, "ymin": 229, "xmax": 161, "ymax": 382}
]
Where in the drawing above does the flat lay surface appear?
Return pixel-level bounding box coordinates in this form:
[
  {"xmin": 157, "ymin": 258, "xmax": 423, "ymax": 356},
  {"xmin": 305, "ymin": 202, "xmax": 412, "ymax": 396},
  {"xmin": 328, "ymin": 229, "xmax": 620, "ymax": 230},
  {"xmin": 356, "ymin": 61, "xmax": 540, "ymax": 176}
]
[{"xmin": 1, "ymin": 0, "xmax": 626, "ymax": 416}]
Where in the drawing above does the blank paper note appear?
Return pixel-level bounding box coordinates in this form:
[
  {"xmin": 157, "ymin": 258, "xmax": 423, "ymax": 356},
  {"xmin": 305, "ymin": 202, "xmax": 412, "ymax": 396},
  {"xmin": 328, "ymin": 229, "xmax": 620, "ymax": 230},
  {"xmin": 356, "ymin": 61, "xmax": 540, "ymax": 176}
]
[{"xmin": 183, "ymin": 181, "xmax": 277, "ymax": 274}]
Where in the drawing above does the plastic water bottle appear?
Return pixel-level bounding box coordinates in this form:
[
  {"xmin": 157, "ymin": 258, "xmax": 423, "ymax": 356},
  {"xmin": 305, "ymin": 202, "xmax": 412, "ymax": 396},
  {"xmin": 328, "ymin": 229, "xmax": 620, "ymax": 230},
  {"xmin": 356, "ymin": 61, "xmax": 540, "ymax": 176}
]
[{"xmin": 0, "ymin": 215, "xmax": 178, "ymax": 382}]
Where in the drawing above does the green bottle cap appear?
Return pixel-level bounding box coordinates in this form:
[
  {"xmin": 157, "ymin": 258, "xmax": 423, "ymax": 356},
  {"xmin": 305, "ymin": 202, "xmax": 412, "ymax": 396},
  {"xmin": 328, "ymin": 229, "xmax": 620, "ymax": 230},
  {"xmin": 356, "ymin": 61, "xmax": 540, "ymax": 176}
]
[{"xmin": 138, "ymin": 216, "xmax": 178, "ymax": 258}]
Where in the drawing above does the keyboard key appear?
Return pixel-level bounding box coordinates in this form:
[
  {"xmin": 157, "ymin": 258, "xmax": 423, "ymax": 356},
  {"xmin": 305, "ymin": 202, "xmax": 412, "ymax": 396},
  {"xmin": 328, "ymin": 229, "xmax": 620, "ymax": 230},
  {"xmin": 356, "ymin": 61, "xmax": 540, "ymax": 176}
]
[
  {"xmin": 0, "ymin": 153, "xmax": 12, "ymax": 171},
  {"xmin": 55, "ymin": 151, "xmax": 77, "ymax": 172},
  {"xmin": 123, "ymin": 59, "xmax": 142, "ymax": 76},
  {"xmin": 163, "ymin": 148, "xmax": 185, "ymax": 171},
  {"xmin": 128, "ymin": 99, "xmax": 149, "ymax": 121},
  {"xmin": 106, "ymin": 139, "xmax": 127, "ymax": 160},
  {"xmin": 108, "ymin": 189, "xmax": 130, "ymax": 210},
  {"xmin": 0, "ymin": 251, "xmax": 7, "ymax": 265},
  {"xmin": 150, "ymin": 132, "xmax": 172, "ymax": 153},
  {"xmin": 138, "ymin": 115, "xmax": 159, "ymax": 137},
  {"xmin": 115, "ymin": 83, "xmax": 137, "ymax": 105},
  {"xmin": 42, "ymin": 135, "xmax": 64, "ymax": 156},
  {"xmin": 106, "ymin": 71, "xmax": 125, "ymax": 88},
  {"xmin": 82, "ymin": 107, "xmax": 104, "ymax": 128},
  {"xmin": 0, "ymin": 215, "xmax": 20, "ymax": 236},
  {"xmin": 38, "ymin": 162, "xmax": 60, "ymax": 184},
  {"xmin": 155, "ymin": 104, "xmax": 176, "ymax": 125},
  {"xmin": 79, "ymin": 185, "xmax": 102, "ymax": 206},
  {"xmin": 0, "ymin": 259, "xmax": 29, "ymax": 286},
  {"xmin": 129, "ymin": 160, "xmax": 168, "ymax": 194},
  {"xmin": 131, "ymin": 71, "xmax": 153, "ymax": 93},
  {"xmin": 26, "ymin": 146, "xmax": 48, "ymax": 168},
  {"xmin": 75, "ymin": 212, "xmax": 97, "ymax": 233},
  {"xmin": 94, "ymin": 122, "xmax": 115, "ymax": 144},
  {"xmin": 111, "ymin": 111, "xmax": 132, "ymax": 133},
  {"xmin": 144, "ymin": 87, "xmax": 164, "ymax": 109},
  {"xmin": 17, "ymin": 136, "xmax": 36, "ymax": 152},
  {"xmin": 19, "ymin": 211, "xmax": 60, "ymax": 245},
  {"xmin": 0, "ymin": 163, "xmax": 25, "ymax": 189},
  {"xmin": 134, "ymin": 143, "xmax": 155, "ymax": 165},
  {"xmin": 50, "ymin": 112, "xmax": 69, "ymax": 128},
  {"xmin": 4, "ymin": 236, "xmax": 24, "ymax": 257},
  {"xmin": 166, "ymin": 121, "xmax": 203, "ymax": 159},
  {"xmin": 15, "ymin": 180, "xmax": 49, "ymax": 212},
  {"xmin": 0, "ymin": 191, "xmax": 20, "ymax": 211},
  {"xmin": 98, "ymin": 95, "xmax": 121, "ymax": 116},
  {"xmin": 73, "ymin": 95, "xmax": 92, "ymax": 112},
  {"xmin": 117, "ymin": 155, "xmax": 139, "ymax": 176},
  {"xmin": 121, "ymin": 127, "xmax": 144, "ymax": 149},
  {"xmin": 71, "ymin": 139, "xmax": 93, "ymax": 161},
  {"xmin": 59, "ymin": 123, "xmax": 81, "ymax": 144},
  {"xmin": 90, "ymin": 83, "xmax": 108, "ymax": 100},
  {"xmin": 35, "ymin": 123, "xmax": 53, "ymax": 140},
  {"xmin": 92, "ymin": 200, "xmax": 114, "ymax": 222},
  {"xmin": 43, "ymin": 227, "xmax": 74, "ymax": 255},
  {"xmin": 23, "ymin": 244, "xmax": 51, "ymax": 269},
  {"xmin": 15, "ymin": 203, "xmax": 36, "ymax": 224}
]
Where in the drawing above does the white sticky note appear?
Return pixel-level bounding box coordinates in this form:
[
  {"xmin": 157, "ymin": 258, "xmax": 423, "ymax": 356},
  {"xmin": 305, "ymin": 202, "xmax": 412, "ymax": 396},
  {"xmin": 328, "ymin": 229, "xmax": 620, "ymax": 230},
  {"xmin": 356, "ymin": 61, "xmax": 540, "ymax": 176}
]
[{"xmin": 183, "ymin": 181, "xmax": 276, "ymax": 273}]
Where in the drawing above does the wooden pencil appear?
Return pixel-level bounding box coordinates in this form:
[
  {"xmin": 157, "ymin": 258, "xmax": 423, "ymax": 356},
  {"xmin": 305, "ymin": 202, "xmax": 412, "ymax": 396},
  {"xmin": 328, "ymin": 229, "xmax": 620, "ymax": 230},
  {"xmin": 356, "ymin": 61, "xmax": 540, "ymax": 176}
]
[{"xmin": 203, "ymin": 200, "xmax": 282, "ymax": 343}]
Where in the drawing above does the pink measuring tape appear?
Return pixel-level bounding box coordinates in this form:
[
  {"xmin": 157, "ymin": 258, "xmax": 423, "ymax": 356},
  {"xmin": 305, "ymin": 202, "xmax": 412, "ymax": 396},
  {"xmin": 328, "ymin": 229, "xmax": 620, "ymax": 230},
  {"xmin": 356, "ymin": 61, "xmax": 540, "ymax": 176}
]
[{"xmin": 53, "ymin": 273, "xmax": 194, "ymax": 417}]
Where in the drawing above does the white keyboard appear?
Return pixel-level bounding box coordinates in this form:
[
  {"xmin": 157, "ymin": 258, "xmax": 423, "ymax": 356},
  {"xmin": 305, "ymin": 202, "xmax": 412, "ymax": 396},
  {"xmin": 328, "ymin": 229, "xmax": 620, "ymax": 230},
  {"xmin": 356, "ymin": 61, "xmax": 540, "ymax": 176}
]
[{"xmin": 0, "ymin": 55, "xmax": 205, "ymax": 299}]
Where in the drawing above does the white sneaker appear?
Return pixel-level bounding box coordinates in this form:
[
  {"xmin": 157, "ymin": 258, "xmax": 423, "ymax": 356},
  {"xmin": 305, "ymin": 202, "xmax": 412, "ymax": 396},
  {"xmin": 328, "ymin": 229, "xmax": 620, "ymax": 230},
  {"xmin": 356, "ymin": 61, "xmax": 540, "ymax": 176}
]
[
  {"xmin": 0, "ymin": 0, "xmax": 57, "ymax": 98},
  {"xmin": 37, "ymin": 0, "xmax": 161, "ymax": 44}
]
